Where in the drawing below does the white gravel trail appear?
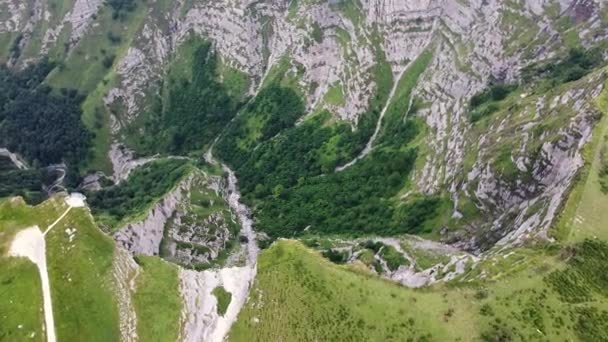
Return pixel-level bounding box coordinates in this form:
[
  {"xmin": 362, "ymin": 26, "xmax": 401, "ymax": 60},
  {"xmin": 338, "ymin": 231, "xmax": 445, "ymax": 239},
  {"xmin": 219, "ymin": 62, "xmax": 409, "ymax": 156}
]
[
  {"xmin": 9, "ymin": 227, "xmax": 55, "ymax": 342},
  {"xmin": 7, "ymin": 194, "xmax": 86, "ymax": 342}
]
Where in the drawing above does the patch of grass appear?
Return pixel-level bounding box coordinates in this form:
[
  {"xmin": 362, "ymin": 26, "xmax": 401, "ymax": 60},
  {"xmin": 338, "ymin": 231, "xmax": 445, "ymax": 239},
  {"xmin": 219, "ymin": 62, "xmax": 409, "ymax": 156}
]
[
  {"xmin": 0, "ymin": 258, "xmax": 44, "ymax": 341},
  {"xmin": 379, "ymin": 245, "xmax": 408, "ymax": 271},
  {"xmin": 46, "ymin": 206, "xmax": 120, "ymax": 341},
  {"xmin": 133, "ymin": 255, "xmax": 181, "ymax": 342},
  {"xmin": 218, "ymin": 62, "xmax": 250, "ymax": 102},
  {"xmin": 213, "ymin": 286, "xmax": 232, "ymax": 316},
  {"xmin": 231, "ymin": 240, "xmax": 600, "ymax": 341},
  {"xmin": 230, "ymin": 240, "xmax": 473, "ymax": 341},
  {"xmin": 554, "ymin": 74, "xmax": 608, "ymax": 242},
  {"xmin": 0, "ymin": 197, "xmax": 119, "ymax": 341},
  {"xmin": 379, "ymin": 49, "xmax": 433, "ymax": 146},
  {"xmin": 400, "ymin": 242, "xmax": 450, "ymax": 271},
  {"xmin": 324, "ymin": 82, "xmax": 345, "ymax": 106}
]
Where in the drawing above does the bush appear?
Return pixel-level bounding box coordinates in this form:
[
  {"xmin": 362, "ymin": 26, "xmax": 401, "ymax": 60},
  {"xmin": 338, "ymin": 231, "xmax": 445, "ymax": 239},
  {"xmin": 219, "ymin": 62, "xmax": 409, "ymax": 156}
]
[
  {"xmin": 470, "ymin": 84, "xmax": 517, "ymax": 109},
  {"xmin": 322, "ymin": 249, "xmax": 349, "ymax": 264},
  {"xmin": 521, "ymin": 47, "xmax": 603, "ymax": 85},
  {"xmin": 212, "ymin": 287, "xmax": 232, "ymax": 316}
]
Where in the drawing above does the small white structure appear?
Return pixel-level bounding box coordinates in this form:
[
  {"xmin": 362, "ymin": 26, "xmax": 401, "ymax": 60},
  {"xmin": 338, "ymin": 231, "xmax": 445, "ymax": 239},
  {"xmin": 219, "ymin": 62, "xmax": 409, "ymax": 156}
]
[{"xmin": 65, "ymin": 193, "xmax": 86, "ymax": 208}]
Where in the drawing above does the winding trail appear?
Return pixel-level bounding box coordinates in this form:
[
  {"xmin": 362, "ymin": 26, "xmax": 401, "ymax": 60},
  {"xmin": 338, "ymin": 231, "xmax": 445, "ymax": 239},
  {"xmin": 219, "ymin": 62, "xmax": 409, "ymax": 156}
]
[
  {"xmin": 336, "ymin": 66, "xmax": 410, "ymax": 172},
  {"xmin": 8, "ymin": 194, "xmax": 86, "ymax": 342},
  {"xmin": 0, "ymin": 148, "xmax": 28, "ymax": 169}
]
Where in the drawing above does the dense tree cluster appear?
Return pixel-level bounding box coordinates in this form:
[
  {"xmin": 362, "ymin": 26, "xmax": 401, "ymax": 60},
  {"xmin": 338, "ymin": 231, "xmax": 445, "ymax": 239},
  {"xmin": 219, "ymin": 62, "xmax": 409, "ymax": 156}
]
[
  {"xmin": 522, "ymin": 47, "xmax": 603, "ymax": 85},
  {"xmin": 88, "ymin": 159, "xmax": 191, "ymax": 227},
  {"xmin": 0, "ymin": 59, "xmax": 91, "ymax": 167},
  {"xmin": 216, "ymin": 83, "xmax": 440, "ymax": 237},
  {"xmin": 138, "ymin": 42, "xmax": 241, "ymax": 155},
  {"xmin": 106, "ymin": 0, "xmax": 137, "ymax": 20},
  {"xmin": 0, "ymin": 157, "xmax": 45, "ymax": 204},
  {"xmin": 216, "ymin": 84, "xmax": 306, "ymax": 167}
]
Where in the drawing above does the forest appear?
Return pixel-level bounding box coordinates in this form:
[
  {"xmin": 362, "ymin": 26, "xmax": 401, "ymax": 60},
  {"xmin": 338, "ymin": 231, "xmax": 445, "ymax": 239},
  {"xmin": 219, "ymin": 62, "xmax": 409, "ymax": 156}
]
[
  {"xmin": 136, "ymin": 41, "xmax": 242, "ymax": 155},
  {"xmin": 0, "ymin": 59, "xmax": 91, "ymax": 168},
  {"xmin": 87, "ymin": 159, "xmax": 191, "ymax": 228},
  {"xmin": 0, "ymin": 157, "xmax": 46, "ymax": 204},
  {"xmin": 216, "ymin": 80, "xmax": 440, "ymax": 238}
]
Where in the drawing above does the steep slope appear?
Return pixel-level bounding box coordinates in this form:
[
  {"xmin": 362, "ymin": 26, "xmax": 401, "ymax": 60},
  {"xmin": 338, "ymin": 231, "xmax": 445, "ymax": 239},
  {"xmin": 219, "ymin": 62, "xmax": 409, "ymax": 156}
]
[
  {"xmin": 1, "ymin": 0, "xmax": 608, "ymax": 341},
  {"xmin": 1, "ymin": 0, "xmax": 607, "ymax": 249},
  {"xmin": 230, "ymin": 239, "xmax": 608, "ymax": 341}
]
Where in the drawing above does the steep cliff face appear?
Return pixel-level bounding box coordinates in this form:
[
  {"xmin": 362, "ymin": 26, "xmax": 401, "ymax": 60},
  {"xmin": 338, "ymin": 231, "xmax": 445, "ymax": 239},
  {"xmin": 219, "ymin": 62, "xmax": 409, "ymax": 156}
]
[
  {"xmin": 1, "ymin": 0, "xmax": 607, "ymax": 250},
  {"xmin": 113, "ymin": 167, "xmax": 240, "ymax": 268}
]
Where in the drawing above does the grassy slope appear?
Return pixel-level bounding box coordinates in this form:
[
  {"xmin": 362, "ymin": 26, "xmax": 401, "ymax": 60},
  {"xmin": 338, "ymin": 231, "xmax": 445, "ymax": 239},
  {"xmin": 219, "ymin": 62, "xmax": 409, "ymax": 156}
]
[
  {"xmin": 45, "ymin": 205, "xmax": 119, "ymax": 341},
  {"xmin": 45, "ymin": 4, "xmax": 148, "ymax": 173},
  {"xmin": 0, "ymin": 197, "xmax": 120, "ymax": 341},
  {"xmin": 554, "ymin": 75, "xmax": 608, "ymax": 242},
  {"xmin": 230, "ymin": 68, "xmax": 608, "ymax": 342},
  {"xmin": 0, "ymin": 199, "xmax": 48, "ymax": 342},
  {"xmin": 133, "ymin": 255, "xmax": 182, "ymax": 342},
  {"xmin": 231, "ymin": 239, "xmax": 608, "ymax": 342}
]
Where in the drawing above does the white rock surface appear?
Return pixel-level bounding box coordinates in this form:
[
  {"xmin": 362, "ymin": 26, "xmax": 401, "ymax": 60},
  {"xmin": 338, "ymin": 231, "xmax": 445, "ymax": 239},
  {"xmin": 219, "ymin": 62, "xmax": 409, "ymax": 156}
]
[{"xmin": 9, "ymin": 227, "xmax": 55, "ymax": 342}]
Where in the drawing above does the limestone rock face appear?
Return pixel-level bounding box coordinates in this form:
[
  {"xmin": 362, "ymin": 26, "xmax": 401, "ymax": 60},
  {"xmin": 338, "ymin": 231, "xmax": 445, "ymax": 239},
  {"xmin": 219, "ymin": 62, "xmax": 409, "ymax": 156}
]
[
  {"xmin": 2, "ymin": 0, "xmax": 607, "ymax": 250},
  {"xmin": 114, "ymin": 174, "xmax": 192, "ymax": 256}
]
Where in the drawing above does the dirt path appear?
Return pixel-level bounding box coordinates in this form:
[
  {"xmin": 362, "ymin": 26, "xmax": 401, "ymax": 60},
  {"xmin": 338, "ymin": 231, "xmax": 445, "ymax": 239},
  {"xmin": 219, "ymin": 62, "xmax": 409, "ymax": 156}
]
[
  {"xmin": 8, "ymin": 194, "xmax": 86, "ymax": 342},
  {"xmin": 335, "ymin": 66, "xmax": 410, "ymax": 172},
  {"xmin": 9, "ymin": 227, "xmax": 55, "ymax": 342}
]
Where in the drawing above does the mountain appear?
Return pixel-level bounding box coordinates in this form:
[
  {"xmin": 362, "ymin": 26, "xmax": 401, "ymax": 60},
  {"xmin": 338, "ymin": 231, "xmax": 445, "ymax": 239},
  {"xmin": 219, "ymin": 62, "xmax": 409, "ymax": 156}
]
[{"xmin": 0, "ymin": 0, "xmax": 607, "ymax": 341}]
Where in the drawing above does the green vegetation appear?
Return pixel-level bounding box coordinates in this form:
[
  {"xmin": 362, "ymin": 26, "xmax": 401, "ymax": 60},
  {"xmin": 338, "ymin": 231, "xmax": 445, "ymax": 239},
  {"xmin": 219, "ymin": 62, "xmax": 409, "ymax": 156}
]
[
  {"xmin": 0, "ymin": 258, "xmax": 44, "ymax": 341},
  {"xmin": 0, "ymin": 157, "xmax": 46, "ymax": 204},
  {"xmin": 232, "ymin": 239, "xmax": 608, "ymax": 342},
  {"xmin": 46, "ymin": 204, "xmax": 120, "ymax": 341},
  {"xmin": 88, "ymin": 159, "xmax": 191, "ymax": 229},
  {"xmin": 230, "ymin": 240, "xmax": 458, "ymax": 341},
  {"xmin": 216, "ymin": 84, "xmax": 305, "ymax": 165},
  {"xmin": 599, "ymin": 137, "xmax": 608, "ymax": 193},
  {"xmin": 213, "ymin": 286, "xmax": 232, "ymax": 316},
  {"xmin": 217, "ymin": 50, "xmax": 439, "ymax": 239},
  {"xmin": 106, "ymin": 0, "xmax": 137, "ymax": 20},
  {"xmin": 522, "ymin": 48, "xmax": 604, "ymax": 87},
  {"xmin": 0, "ymin": 60, "xmax": 91, "ymax": 168},
  {"xmin": 400, "ymin": 241, "xmax": 450, "ymax": 270},
  {"xmin": 553, "ymin": 74, "xmax": 608, "ymax": 242},
  {"xmin": 324, "ymin": 82, "xmax": 345, "ymax": 106},
  {"xmin": 133, "ymin": 255, "xmax": 181, "ymax": 342},
  {"xmin": 46, "ymin": 0, "xmax": 149, "ymax": 172},
  {"xmin": 134, "ymin": 38, "xmax": 244, "ymax": 155},
  {"xmin": 468, "ymin": 83, "xmax": 517, "ymax": 123},
  {"xmin": 379, "ymin": 245, "xmax": 408, "ymax": 271},
  {"xmin": 379, "ymin": 49, "xmax": 433, "ymax": 144},
  {"xmin": 0, "ymin": 197, "xmax": 120, "ymax": 341},
  {"xmin": 322, "ymin": 249, "xmax": 350, "ymax": 264},
  {"xmin": 0, "ymin": 199, "xmax": 45, "ymax": 341}
]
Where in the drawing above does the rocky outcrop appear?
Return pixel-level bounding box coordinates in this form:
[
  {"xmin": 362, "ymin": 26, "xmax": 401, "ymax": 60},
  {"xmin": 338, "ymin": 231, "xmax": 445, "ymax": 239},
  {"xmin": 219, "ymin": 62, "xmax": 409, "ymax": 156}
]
[
  {"xmin": 112, "ymin": 247, "xmax": 140, "ymax": 342},
  {"xmin": 162, "ymin": 173, "xmax": 239, "ymax": 268},
  {"xmin": 452, "ymin": 72, "xmax": 605, "ymax": 251},
  {"xmin": 109, "ymin": 143, "xmax": 157, "ymax": 184},
  {"xmin": 179, "ymin": 265, "xmax": 257, "ymax": 342},
  {"xmin": 0, "ymin": 147, "xmax": 28, "ymax": 169},
  {"xmin": 114, "ymin": 174, "xmax": 192, "ymax": 255}
]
